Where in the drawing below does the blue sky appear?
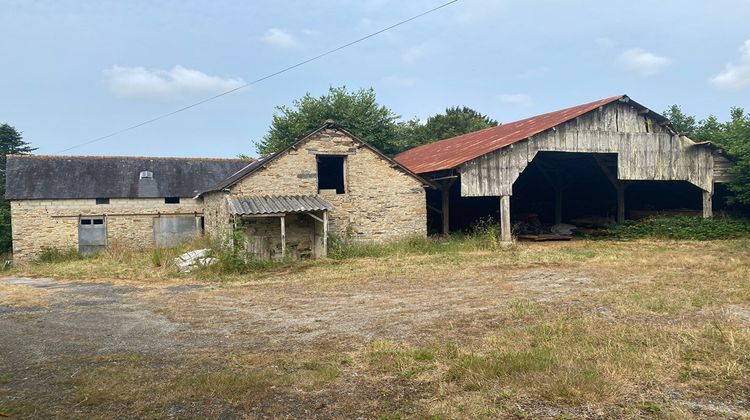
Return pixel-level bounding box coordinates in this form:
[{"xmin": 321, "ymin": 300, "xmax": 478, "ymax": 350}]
[{"xmin": 1, "ymin": 0, "xmax": 749, "ymax": 158}]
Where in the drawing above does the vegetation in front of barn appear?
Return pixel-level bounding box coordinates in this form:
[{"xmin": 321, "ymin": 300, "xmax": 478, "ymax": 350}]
[
  {"xmin": 7, "ymin": 215, "xmax": 750, "ymax": 281},
  {"xmin": 602, "ymin": 215, "xmax": 750, "ymax": 240}
]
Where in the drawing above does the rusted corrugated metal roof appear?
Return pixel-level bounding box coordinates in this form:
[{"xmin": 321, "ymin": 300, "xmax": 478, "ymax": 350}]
[
  {"xmin": 394, "ymin": 95, "xmax": 627, "ymax": 174},
  {"xmin": 228, "ymin": 195, "xmax": 332, "ymax": 216}
]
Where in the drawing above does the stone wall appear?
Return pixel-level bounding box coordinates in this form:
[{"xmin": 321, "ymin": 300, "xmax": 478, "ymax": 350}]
[
  {"xmin": 226, "ymin": 128, "xmax": 427, "ymax": 242},
  {"xmin": 10, "ymin": 197, "xmax": 203, "ymax": 261},
  {"xmin": 202, "ymin": 192, "xmax": 232, "ymax": 241}
]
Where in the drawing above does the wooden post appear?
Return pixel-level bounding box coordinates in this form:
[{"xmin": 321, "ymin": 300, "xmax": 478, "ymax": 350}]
[
  {"xmin": 322, "ymin": 210, "xmax": 329, "ymax": 257},
  {"xmin": 616, "ymin": 183, "xmax": 625, "ymax": 224},
  {"xmin": 280, "ymin": 215, "xmax": 286, "ymax": 257},
  {"xmin": 554, "ymin": 189, "xmax": 563, "ymax": 225},
  {"xmin": 702, "ymin": 189, "xmax": 713, "ymax": 218},
  {"xmin": 441, "ymin": 186, "xmax": 450, "ymax": 236},
  {"xmin": 592, "ymin": 155, "xmax": 626, "ymax": 223},
  {"xmin": 500, "ymin": 195, "xmax": 512, "ymax": 245}
]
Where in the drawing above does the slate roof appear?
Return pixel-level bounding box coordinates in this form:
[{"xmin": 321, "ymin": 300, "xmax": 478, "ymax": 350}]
[
  {"xmin": 5, "ymin": 155, "xmax": 253, "ymax": 200},
  {"xmin": 394, "ymin": 95, "xmax": 674, "ymax": 174},
  {"xmin": 227, "ymin": 195, "xmax": 332, "ymax": 216}
]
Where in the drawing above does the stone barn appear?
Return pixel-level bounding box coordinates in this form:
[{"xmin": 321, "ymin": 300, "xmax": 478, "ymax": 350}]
[
  {"xmin": 200, "ymin": 121, "xmax": 431, "ymax": 260},
  {"xmin": 395, "ymin": 95, "xmax": 733, "ymax": 242},
  {"xmin": 5, "ymin": 155, "xmax": 250, "ymax": 261}
]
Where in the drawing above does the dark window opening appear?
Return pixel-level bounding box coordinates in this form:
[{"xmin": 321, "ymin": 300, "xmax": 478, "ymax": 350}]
[
  {"xmin": 96, "ymin": 198, "xmax": 110, "ymax": 205},
  {"xmin": 317, "ymin": 155, "xmax": 346, "ymax": 194},
  {"xmin": 80, "ymin": 218, "xmax": 104, "ymax": 226},
  {"xmin": 165, "ymin": 197, "xmax": 180, "ymax": 204}
]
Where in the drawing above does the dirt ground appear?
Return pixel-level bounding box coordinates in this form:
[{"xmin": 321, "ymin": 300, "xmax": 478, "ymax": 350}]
[{"xmin": 1, "ymin": 240, "xmax": 749, "ymax": 418}]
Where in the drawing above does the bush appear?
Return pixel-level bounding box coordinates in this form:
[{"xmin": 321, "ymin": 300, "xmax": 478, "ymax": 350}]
[{"xmin": 605, "ymin": 216, "xmax": 750, "ymax": 240}]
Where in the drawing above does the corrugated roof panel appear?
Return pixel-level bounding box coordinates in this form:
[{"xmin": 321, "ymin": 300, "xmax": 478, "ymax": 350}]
[
  {"xmin": 394, "ymin": 95, "xmax": 627, "ymax": 174},
  {"xmin": 227, "ymin": 195, "xmax": 333, "ymax": 216}
]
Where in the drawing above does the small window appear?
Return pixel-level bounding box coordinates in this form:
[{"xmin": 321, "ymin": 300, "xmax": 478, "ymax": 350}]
[
  {"xmin": 317, "ymin": 155, "xmax": 346, "ymax": 194},
  {"xmin": 96, "ymin": 198, "xmax": 110, "ymax": 205},
  {"xmin": 80, "ymin": 218, "xmax": 104, "ymax": 225},
  {"xmin": 165, "ymin": 197, "xmax": 180, "ymax": 204}
]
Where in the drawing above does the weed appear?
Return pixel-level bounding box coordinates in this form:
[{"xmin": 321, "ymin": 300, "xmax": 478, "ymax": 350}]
[{"xmin": 36, "ymin": 247, "xmax": 83, "ymax": 263}]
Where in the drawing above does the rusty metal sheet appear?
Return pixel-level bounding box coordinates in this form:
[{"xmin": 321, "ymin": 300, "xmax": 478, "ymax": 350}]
[{"xmin": 394, "ymin": 95, "xmax": 627, "ymax": 174}]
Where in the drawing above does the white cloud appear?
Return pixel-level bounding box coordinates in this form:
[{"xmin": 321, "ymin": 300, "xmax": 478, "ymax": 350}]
[
  {"xmin": 710, "ymin": 40, "xmax": 750, "ymax": 90},
  {"xmin": 382, "ymin": 75, "xmax": 417, "ymax": 87},
  {"xmin": 617, "ymin": 48, "xmax": 671, "ymax": 76},
  {"xmin": 261, "ymin": 28, "xmax": 299, "ymax": 49},
  {"xmin": 497, "ymin": 93, "xmax": 533, "ymax": 107},
  {"xmin": 104, "ymin": 65, "xmax": 246, "ymax": 101}
]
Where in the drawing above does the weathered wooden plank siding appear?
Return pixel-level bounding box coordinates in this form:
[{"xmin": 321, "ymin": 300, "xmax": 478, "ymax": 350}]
[{"xmin": 460, "ymin": 103, "xmax": 716, "ymax": 197}]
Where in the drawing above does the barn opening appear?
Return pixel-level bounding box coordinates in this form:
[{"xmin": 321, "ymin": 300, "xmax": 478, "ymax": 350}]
[
  {"xmin": 425, "ymin": 151, "xmax": 708, "ymax": 235},
  {"xmin": 317, "ymin": 155, "xmax": 346, "ymax": 194}
]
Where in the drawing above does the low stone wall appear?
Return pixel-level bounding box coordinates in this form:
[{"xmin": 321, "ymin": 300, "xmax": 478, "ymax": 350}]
[{"xmin": 10, "ymin": 198, "xmax": 204, "ymax": 261}]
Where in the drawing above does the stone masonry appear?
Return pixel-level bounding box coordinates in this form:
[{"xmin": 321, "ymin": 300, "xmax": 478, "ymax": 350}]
[
  {"xmin": 203, "ymin": 128, "xmax": 427, "ymax": 244},
  {"xmin": 10, "ymin": 198, "xmax": 203, "ymax": 261}
]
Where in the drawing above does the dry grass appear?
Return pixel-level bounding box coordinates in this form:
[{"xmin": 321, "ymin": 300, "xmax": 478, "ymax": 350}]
[
  {"xmin": 0, "ymin": 284, "xmax": 55, "ymax": 307},
  {"xmin": 2, "ymin": 238, "xmax": 749, "ymax": 418}
]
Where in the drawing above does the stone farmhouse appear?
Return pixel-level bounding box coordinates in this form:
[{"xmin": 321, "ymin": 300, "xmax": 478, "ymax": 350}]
[
  {"xmin": 198, "ymin": 122, "xmax": 430, "ymax": 260},
  {"xmin": 5, "ymin": 122, "xmax": 430, "ymax": 261}
]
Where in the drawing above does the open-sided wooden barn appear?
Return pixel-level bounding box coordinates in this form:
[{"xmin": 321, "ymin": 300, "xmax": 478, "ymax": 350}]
[{"xmin": 395, "ymin": 95, "xmax": 733, "ymax": 242}]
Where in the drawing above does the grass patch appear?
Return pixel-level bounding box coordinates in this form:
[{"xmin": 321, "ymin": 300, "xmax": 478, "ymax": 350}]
[
  {"xmin": 0, "ymin": 374, "xmax": 12, "ymax": 384},
  {"xmin": 36, "ymin": 247, "xmax": 83, "ymax": 263}
]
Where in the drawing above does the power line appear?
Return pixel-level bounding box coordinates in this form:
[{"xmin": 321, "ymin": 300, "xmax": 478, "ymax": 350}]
[{"xmin": 56, "ymin": 0, "xmax": 459, "ymax": 154}]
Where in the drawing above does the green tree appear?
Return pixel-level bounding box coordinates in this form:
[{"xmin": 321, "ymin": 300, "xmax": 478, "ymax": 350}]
[
  {"xmin": 714, "ymin": 108, "xmax": 750, "ymax": 205},
  {"xmin": 396, "ymin": 106, "xmax": 498, "ymax": 152},
  {"xmin": 0, "ymin": 124, "xmax": 37, "ymax": 253},
  {"xmin": 256, "ymin": 86, "xmax": 402, "ymax": 156},
  {"xmin": 664, "ymin": 106, "xmax": 750, "ymax": 206},
  {"xmin": 663, "ymin": 105, "xmax": 697, "ymax": 135}
]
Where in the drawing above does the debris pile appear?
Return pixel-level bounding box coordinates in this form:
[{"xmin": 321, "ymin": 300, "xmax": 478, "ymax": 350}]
[{"xmin": 174, "ymin": 249, "xmax": 217, "ymax": 273}]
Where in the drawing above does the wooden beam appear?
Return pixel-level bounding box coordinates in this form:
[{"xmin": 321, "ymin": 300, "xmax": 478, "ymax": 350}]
[
  {"xmin": 440, "ymin": 178, "xmax": 456, "ymax": 236},
  {"xmin": 616, "ymin": 184, "xmax": 625, "ymax": 224},
  {"xmin": 592, "ymin": 155, "xmax": 626, "ymax": 223},
  {"xmin": 280, "ymin": 216, "xmax": 286, "ymax": 257},
  {"xmin": 305, "ymin": 212, "xmax": 324, "ymax": 223},
  {"xmin": 702, "ymin": 189, "xmax": 713, "ymax": 218},
  {"xmin": 500, "ymin": 195, "xmax": 512, "ymax": 245},
  {"xmin": 592, "ymin": 155, "xmax": 619, "ymax": 188},
  {"xmin": 441, "ymin": 187, "xmax": 450, "ymax": 235},
  {"xmin": 427, "ymin": 204, "xmax": 442, "ymax": 215},
  {"xmin": 322, "ymin": 210, "xmax": 329, "ymax": 257}
]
